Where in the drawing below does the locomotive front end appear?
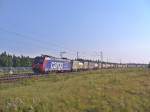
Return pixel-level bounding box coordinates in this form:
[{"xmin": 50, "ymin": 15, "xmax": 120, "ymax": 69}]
[{"xmin": 32, "ymin": 56, "xmax": 45, "ymax": 74}]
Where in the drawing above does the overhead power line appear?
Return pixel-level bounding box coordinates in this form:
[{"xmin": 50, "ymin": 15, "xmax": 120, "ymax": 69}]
[
  {"xmin": 0, "ymin": 27, "xmax": 76, "ymax": 56},
  {"xmin": 0, "ymin": 27, "xmax": 124, "ymax": 63}
]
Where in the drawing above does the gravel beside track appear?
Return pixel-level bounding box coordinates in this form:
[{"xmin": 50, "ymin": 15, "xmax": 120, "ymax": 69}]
[{"xmin": 0, "ymin": 73, "xmax": 43, "ymax": 83}]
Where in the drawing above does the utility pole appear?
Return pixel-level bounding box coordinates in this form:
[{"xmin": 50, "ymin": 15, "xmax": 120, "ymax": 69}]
[
  {"xmin": 100, "ymin": 51, "xmax": 103, "ymax": 68},
  {"xmin": 76, "ymin": 52, "xmax": 79, "ymax": 60},
  {"xmin": 60, "ymin": 51, "xmax": 66, "ymax": 58},
  {"xmin": 107, "ymin": 57, "xmax": 109, "ymax": 63},
  {"xmin": 100, "ymin": 51, "xmax": 103, "ymax": 62},
  {"xmin": 120, "ymin": 59, "xmax": 122, "ymax": 64}
]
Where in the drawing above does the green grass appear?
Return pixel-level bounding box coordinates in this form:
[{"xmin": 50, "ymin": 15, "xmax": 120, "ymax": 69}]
[{"xmin": 0, "ymin": 68, "xmax": 150, "ymax": 112}]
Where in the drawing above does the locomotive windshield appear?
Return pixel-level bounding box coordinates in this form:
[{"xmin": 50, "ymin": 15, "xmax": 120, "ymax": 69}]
[{"xmin": 34, "ymin": 57, "xmax": 44, "ymax": 64}]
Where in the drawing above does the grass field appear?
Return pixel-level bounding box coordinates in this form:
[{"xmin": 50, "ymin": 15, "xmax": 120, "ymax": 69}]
[{"xmin": 0, "ymin": 68, "xmax": 150, "ymax": 112}]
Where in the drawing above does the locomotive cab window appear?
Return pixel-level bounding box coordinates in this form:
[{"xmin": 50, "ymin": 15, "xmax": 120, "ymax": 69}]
[{"xmin": 34, "ymin": 57, "xmax": 44, "ymax": 64}]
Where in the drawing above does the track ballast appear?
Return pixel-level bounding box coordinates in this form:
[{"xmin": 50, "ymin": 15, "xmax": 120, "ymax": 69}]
[{"xmin": 0, "ymin": 73, "xmax": 43, "ymax": 83}]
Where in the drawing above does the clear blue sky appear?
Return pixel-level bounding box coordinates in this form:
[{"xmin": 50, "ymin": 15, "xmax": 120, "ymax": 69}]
[{"xmin": 0, "ymin": 0, "xmax": 150, "ymax": 63}]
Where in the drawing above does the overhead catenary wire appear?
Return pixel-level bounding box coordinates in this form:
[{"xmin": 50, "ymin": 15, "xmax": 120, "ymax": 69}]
[
  {"xmin": 0, "ymin": 27, "xmax": 103, "ymax": 60},
  {"xmin": 0, "ymin": 27, "xmax": 125, "ymax": 63},
  {"xmin": 0, "ymin": 27, "xmax": 67, "ymax": 51},
  {"xmin": 0, "ymin": 27, "xmax": 77, "ymax": 57}
]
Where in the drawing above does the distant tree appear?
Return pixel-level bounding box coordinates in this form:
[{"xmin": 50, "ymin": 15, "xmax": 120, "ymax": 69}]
[
  {"xmin": 0, "ymin": 51, "xmax": 33, "ymax": 67},
  {"xmin": 7, "ymin": 54, "xmax": 13, "ymax": 67},
  {"xmin": 148, "ymin": 62, "xmax": 150, "ymax": 68},
  {"xmin": 0, "ymin": 52, "xmax": 8, "ymax": 66}
]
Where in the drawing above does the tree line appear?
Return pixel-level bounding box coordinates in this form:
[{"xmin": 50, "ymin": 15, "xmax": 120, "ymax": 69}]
[{"xmin": 0, "ymin": 52, "xmax": 33, "ymax": 67}]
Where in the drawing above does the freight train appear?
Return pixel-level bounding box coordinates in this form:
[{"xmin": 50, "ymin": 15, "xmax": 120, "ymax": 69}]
[{"xmin": 32, "ymin": 55, "xmax": 148, "ymax": 74}]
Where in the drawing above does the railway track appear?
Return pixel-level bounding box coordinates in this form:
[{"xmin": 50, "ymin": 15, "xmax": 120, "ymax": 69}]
[
  {"xmin": 0, "ymin": 71, "xmax": 81, "ymax": 83},
  {"xmin": 0, "ymin": 68, "xmax": 136, "ymax": 83},
  {"xmin": 0, "ymin": 73, "xmax": 43, "ymax": 83},
  {"xmin": 0, "ymin": 71, "xmax": 88, "ymax": 83}
]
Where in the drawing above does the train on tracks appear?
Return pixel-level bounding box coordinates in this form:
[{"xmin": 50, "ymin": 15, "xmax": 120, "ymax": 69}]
[{"xmin": 32, "ymin": 55, "xmax": 148, "ymax": 74}]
